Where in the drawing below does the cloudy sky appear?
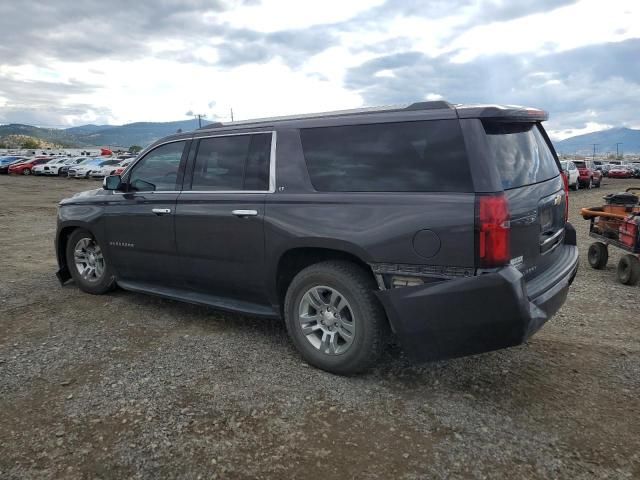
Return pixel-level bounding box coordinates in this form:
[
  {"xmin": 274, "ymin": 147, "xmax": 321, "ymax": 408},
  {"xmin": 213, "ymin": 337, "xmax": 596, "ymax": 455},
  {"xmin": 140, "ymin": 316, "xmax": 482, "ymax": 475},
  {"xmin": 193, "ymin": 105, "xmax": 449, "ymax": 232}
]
[{"xmin": 0, "ymin": 0, "xmax": 638, "ymax": 139}]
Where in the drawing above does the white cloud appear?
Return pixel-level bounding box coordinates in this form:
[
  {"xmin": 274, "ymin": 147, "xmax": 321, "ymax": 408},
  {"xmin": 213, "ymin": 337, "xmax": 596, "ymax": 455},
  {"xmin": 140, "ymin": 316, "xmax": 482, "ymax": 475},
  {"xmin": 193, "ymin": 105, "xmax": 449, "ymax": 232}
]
[{"xmin": 448, "ymin": 0, "xmax": 640, "ymax": 62}]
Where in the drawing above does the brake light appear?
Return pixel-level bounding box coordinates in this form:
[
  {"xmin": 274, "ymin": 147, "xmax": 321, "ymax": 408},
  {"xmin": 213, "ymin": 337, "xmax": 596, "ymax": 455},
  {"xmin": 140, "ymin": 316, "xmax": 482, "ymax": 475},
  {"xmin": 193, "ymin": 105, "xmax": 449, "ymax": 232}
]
[
  {"xmin": 476, "ymin": 194, "xmax": 510, "ymax": 267},
  {"xmin": 562, "ymin": 172, "xmax": 569, "ymax": 222}
]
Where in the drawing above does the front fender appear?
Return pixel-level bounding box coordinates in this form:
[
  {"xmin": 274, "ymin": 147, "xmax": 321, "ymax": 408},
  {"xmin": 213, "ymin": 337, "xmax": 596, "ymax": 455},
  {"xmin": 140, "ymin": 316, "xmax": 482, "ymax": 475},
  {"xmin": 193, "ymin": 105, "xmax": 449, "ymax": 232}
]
[{"xmin": 55, "ymin": 204, "xmax": 107, "ymax": 284}]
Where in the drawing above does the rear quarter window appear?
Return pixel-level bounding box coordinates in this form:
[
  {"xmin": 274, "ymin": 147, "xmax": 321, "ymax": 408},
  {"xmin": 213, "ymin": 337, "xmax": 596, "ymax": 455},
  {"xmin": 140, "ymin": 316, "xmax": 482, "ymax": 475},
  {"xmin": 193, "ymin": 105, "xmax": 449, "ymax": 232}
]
[
  {"xmin": 300, "ymin": 120, "xmax": 472, "ymax": 192},
  {"xmin": 483, "ymin": 122, "xmax": 559, "ymax": 190}
]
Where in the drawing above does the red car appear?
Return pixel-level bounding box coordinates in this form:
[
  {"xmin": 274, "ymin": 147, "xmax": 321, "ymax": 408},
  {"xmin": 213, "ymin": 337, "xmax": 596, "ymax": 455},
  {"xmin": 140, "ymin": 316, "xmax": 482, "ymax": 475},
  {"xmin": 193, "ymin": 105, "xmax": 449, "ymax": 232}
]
[
  {"xmin": 608, "ymin": 166, "xmax": 633, "ymax": 179},
  {"xmin": 573, "ymin": 160, "xmax": 602, "ymax": 188},
  {"xmin": 8, "ymin": 157, "xmax": 52, "ymax": 175}
]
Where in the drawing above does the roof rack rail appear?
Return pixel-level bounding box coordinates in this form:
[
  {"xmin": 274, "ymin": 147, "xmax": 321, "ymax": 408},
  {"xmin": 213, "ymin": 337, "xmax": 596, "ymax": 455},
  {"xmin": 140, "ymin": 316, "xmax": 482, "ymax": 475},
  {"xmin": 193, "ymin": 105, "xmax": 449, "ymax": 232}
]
[
  {"xmin": 195, "ymin": 101, "xmax": 454, "ymax": 130},
  {"xmin": 405, "ymin": 101, "xmax": 453, "ymax": 111}
]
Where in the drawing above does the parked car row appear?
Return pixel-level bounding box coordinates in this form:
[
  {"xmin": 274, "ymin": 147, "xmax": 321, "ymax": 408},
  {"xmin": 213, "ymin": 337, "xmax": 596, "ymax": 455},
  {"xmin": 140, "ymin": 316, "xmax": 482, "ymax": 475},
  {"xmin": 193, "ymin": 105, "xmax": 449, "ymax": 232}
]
[
  {"xmin": 560, "ymin": 160, "xmax": 602, "ymax": 190},
  {"xmin": 560, "ymin": 160, "xmax": 640, "ymax": 189},
  {"xmin": 595, "ymin": 163, "xmax": 640, "ymax": 179},
  {"xmin": 0, "ymin": 154, "xmax": 136, "ymax": 179}
]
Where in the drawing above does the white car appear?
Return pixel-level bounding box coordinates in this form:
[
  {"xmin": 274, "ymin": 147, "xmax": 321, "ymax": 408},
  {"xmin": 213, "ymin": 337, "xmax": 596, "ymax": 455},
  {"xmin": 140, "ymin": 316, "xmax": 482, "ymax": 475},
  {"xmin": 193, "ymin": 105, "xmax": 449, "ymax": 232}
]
[
  {"xmin": 560, "ymin": 160, "xmax": 580, "ymax": 190},
  {"xmin": 32, "ymin": 158, "xmax": 63, "ymax": 175},
  {"xmin": 58, "ymin": 157, "xmax": 88, "ymax": 176},
  {"xmin": 69, "ymin": 158, "xmax": 120, "ymax": 178},
  {"xmin": 89, "ymin": 159, "xmax": 126, "ymax": 179},
  {"xmin": 68, "ymin": 158, "xmax": 104, "ymax": 178},
  {"xmin": 41, "ymin": 158, "xmax": 71, "ymax": 175}
]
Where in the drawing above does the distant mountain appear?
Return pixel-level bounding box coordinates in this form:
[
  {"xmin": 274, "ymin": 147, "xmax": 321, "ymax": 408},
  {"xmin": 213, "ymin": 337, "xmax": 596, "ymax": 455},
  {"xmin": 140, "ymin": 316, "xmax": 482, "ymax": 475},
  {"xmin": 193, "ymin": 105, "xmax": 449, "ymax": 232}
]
[
  {"xmin": 0, "ymin": 124, "xmax": 81, "ymax": 147},
  {"xmin": 3, "ymin": 119, "xmax": 639, "ymax": 154},
  {"xmin": 0, "ymin": 118, "xmax": 213, "ymax": 149},
  {"xmin": 73, "ymin": 119, "xmax": 212, "ymax": 147},
  {"xmin": 554, "ymin": 127, "xmax": 640, "ymax": 155},
  {"xmin": 64, "ymin": 124, "xmax": 113, "ymax": 135}
]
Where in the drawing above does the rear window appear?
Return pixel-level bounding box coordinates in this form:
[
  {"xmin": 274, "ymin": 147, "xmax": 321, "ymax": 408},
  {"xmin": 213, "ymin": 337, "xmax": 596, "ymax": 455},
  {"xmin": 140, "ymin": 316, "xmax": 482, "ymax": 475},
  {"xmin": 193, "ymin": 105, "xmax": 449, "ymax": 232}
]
[
  {"xmin": 300, "ymin": 120, "xmax": 472, "ymax": 192},
  {"xmin": 483, "ymin": 122, "xmax": 559, "ymax": 190}
]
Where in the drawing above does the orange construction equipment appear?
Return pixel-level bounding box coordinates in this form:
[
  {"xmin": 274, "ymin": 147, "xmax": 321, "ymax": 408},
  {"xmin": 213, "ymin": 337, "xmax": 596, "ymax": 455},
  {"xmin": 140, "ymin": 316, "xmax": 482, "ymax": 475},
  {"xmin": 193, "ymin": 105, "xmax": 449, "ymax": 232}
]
[{"xmin": 581, "ymin": 188, "xmax": 640, "ymax": 285}]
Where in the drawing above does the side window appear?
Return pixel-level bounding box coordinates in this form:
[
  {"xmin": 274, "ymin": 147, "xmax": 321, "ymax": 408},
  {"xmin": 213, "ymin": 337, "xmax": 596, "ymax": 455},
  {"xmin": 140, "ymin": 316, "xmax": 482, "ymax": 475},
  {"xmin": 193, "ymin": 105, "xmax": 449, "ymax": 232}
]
[
  {"xmin": 300, "ymin": 120, "xmax": 472, "ymax": 192},
  {"xmin": 128, "ymin": 141, "xmax": 185, "ymax": 192},
  {"xmin": 190, "ymin": 133, "xmax": 271, "ymax": 191}
]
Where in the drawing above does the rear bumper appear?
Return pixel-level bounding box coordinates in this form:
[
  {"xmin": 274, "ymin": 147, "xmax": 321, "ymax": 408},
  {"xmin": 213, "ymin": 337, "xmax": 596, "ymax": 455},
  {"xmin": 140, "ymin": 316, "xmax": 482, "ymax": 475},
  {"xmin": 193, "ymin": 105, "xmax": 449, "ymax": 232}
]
[{"xmin": 376, "ymin": 224, "xmax": 579, "ymax": 362}]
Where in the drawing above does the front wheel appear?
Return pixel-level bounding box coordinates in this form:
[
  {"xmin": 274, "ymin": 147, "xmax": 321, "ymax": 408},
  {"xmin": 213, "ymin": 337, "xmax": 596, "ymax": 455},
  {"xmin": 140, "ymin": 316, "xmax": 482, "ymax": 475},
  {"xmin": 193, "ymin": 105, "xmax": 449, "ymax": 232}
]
[
  {"xmin": 284, "ymin": 261, "xmax": 388, "ymax": 375},
  {"xmin": 617, "ymin": 255, "xmax": 640, "ymax": 286},
  {"xmin": 65, "ymin": 229, "xmax": 115, "ymax": 294}
]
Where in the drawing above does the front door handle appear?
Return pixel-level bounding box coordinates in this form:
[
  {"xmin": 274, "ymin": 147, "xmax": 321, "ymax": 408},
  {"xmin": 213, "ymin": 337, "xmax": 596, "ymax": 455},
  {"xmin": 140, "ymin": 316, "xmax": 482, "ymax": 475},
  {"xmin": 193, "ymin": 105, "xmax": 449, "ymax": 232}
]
[
  {"xmin": 232, "ymin": 209, "xmax": 258, "ymax": 217},
  {"xmin": 152, "ymin": 208, "xmax": 172, "ymax": 215}
]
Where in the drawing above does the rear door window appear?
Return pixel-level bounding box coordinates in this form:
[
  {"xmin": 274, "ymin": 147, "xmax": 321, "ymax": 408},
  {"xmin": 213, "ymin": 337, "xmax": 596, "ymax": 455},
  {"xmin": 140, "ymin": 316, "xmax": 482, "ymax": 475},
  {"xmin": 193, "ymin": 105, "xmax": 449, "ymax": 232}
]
[
  {"xmin": 483, "ymin": 122, "xmax": 559, "ymax": 190},
  {"xmin": 300, "ymin": 120, "xmax": 472, "ymax": 192},
  {"xmin": 189, "ymin": 133, "xmax": 271, "ymax": 191}
]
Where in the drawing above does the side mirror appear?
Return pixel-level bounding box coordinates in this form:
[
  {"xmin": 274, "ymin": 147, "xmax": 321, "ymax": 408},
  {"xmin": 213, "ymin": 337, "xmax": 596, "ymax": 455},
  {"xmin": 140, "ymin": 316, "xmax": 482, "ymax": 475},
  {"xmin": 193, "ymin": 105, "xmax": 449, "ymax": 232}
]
[{"xmin": 103, "ymin": 175, "xmax": 123, "ymax": 191}]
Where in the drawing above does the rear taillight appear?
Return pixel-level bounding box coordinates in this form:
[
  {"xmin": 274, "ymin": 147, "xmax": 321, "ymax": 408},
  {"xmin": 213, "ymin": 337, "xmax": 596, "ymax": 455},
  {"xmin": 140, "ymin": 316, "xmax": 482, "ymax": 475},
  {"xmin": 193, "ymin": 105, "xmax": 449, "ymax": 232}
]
[
  {"xmin": 562, "ymin": 172, "xmax": 569, "ymax": 222},
  {"xmin": 476, "ymin": 194, "xmax": 510, "ymax": 268}
]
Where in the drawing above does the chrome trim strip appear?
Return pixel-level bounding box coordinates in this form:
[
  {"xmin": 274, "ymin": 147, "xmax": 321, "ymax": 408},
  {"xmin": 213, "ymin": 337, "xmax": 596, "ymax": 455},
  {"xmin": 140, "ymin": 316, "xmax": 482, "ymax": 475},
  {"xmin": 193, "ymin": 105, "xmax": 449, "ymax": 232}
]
[
  {"xmin": 269, "ymin": 131, "xmax": 277, "ymax": 193},
  {"xmin": 540, "ymin": 228, "xmax": 564, "ymax": 248}
]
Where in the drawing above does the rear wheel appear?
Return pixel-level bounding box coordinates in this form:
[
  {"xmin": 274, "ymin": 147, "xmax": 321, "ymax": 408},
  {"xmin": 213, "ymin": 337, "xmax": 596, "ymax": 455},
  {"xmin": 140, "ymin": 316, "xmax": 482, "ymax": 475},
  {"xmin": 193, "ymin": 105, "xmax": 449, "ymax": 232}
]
[
  {"xmin": 588, "ymin": 242, "xmax": 608, "ymax": 270},
  {"xmin": 23, "ymin": 168, "xmax": 31, "ymax": 175},
  {"xmin": 284, "ymin": 261, "xmax": 387, "ymax": 375},
  {"xmin": 617, "ymin": 255, "xmax": 640, "ymax": 286},
  {"xmin": 65, "ymin": 229, "xmax": 115, "ymax": 294}
]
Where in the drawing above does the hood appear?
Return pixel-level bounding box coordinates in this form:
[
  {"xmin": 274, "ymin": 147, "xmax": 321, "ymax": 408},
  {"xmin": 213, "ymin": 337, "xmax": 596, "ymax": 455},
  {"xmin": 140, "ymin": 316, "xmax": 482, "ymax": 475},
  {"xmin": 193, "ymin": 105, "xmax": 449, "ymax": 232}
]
[{"xmin": 59, "ymin": 188, "xmax": 110, "ymax": 205}]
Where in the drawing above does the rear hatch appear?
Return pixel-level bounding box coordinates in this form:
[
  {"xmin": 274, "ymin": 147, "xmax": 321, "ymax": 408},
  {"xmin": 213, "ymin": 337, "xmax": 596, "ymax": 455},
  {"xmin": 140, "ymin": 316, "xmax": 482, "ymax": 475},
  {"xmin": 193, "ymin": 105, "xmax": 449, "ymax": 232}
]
[
  {"xmin": 573, "ymin": 161, "xmax": 589, "ymax": 177},
  {"xmin": 482, "ymin": 121, "xmax": 566, "ymax": 286}
]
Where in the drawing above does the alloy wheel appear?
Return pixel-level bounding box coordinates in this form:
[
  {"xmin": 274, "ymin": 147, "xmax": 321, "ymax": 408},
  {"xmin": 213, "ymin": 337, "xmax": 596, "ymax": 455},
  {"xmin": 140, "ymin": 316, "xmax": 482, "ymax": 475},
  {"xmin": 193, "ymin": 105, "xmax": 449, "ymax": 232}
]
[
  {"xmin": 73, "ymin": 237, "xmax": 105, "ymax": 282},
  {"xmin": 298, "ymin": 286, "xmax": 355, "ymax": 355}
]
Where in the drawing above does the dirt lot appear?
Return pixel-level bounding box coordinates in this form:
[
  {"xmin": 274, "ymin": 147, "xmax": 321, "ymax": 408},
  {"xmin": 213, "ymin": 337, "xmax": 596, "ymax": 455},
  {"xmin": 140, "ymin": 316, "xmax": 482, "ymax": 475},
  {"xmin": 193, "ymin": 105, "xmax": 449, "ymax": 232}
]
[{"xmin": 0, "ymin": 174, "xmax": 639, "ymax": 479}]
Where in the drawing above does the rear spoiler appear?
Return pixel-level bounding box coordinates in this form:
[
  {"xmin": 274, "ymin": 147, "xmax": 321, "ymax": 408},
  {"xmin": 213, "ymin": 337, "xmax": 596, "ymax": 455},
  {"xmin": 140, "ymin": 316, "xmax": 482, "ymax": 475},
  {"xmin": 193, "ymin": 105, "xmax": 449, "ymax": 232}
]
[{"xmin": 456, "ymin": 104, "xmax": 548, "ymax": 122}]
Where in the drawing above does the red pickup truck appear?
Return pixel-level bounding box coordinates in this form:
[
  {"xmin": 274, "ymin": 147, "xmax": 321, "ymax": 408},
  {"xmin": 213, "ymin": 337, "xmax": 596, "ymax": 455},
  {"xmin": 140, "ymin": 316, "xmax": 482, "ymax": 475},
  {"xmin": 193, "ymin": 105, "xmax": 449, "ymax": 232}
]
[{"xmin": 573, "ymin": 161, "xmax": 602, "ymax": 189}]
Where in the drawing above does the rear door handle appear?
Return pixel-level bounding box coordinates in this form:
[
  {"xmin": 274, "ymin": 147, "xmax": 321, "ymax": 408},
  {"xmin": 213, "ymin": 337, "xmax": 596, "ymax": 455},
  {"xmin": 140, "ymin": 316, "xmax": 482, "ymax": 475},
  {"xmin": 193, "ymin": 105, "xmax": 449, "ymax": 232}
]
[
  {"xmin": 232, "ymin": 209, "xmax": 258, "ymax": 217},
  {"xmin": 152, "ymin": 208, "xmax": 172, "ymax": 215}
]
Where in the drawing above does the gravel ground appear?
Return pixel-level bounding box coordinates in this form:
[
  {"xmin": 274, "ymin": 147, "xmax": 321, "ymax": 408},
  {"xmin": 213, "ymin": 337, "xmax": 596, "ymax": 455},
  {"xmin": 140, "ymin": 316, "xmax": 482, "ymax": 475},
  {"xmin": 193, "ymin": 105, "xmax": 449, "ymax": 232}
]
[{"xmin": 1, "ymin": 174, "xmax": 639, "ymax": 479}]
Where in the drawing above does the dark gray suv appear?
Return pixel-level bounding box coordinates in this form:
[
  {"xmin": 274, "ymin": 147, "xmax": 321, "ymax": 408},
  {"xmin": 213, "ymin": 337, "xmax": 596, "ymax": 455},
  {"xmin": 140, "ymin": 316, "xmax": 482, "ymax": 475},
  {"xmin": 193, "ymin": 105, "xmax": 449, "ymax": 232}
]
[{"xmin": 55, "ymin": 101, "xmax": 579, "ymax": 374}]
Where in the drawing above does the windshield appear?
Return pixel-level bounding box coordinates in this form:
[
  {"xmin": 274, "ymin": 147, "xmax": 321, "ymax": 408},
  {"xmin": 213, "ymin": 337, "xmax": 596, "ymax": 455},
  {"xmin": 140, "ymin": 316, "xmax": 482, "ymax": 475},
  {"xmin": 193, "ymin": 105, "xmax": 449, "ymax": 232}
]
[{"xmin": 483, "ymin": 121, "xmax": 559, "ymax": 190}]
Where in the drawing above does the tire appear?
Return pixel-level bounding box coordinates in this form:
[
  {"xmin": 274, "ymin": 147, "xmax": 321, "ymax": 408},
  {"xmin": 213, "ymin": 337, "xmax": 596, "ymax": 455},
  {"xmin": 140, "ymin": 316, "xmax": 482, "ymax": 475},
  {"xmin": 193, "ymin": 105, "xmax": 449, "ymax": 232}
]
[
  {"xmin": 23, "ymin": 168, "xmax": 31, "ymax": 175},
  {"xmin": 617, "ymin": 255, "xmax": 640, "ymax": 286},
  {"xmin": 65, "ymin": 228, "xmax": 116, "ymax": 294},
  {"xmin": 588, "ymin": 242, "xmax": 608, "ymax": 270},
  {"xmin": 284, "ymin": 261, "xmax": 388, "ymax": 375}
]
